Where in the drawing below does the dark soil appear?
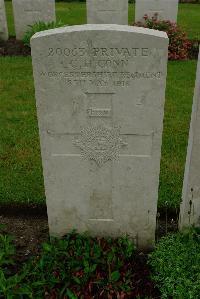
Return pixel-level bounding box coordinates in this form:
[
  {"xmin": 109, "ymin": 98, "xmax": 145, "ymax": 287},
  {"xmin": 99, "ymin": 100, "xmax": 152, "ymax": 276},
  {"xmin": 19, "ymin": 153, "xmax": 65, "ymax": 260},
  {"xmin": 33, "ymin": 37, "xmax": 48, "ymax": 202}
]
[
  {"xmin": 0, "ymin": 215, "xmax": 48, "ymax": 262},
  {"xmin": 0, "ymin": 204, "xmax": 178, "ymax": 259},
  {"xmin": 0, "ymin": 37, "xmax": 30, "ymax": 56},
  {"xmin": 0, "ymin": 204, "xmax": 178, "ymax": 255}
]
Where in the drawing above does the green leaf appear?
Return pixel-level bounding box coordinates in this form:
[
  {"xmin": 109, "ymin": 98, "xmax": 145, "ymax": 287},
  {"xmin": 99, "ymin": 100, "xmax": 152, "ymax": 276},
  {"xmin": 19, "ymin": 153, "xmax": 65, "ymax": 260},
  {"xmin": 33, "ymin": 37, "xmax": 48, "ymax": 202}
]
[
  {"xmin": 66, "ymin": 288, "xmax": 78, "ymax": 299},
  {"xmin": 42, "ymin": 243, "xmax": 52, "ymax": 252},
  {"xmin": 73, "ymin": 276, "xmax": 81, "ymax": 284},
  {"xmin": 0, "ymin": 224, "xmax": 6, "ymax": 230},
  {"xmin": 90, "ymin": 264, "xmax": 97, "ymax": 272},
  {"xmin": 110, "ymin": 270, "xmax": 120, "ymax": 282},
  {"xmin": 0, "ymin": 270, "xmax": 6, "ymax": 293}
]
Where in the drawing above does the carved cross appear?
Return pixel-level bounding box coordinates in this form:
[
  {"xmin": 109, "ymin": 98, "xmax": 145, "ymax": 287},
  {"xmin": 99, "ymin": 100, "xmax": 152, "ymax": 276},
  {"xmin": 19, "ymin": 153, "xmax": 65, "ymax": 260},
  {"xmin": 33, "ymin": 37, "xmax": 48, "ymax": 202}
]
[{"xmin": 47, "ymin": 92, "xmax": 153, "ymax": 222}]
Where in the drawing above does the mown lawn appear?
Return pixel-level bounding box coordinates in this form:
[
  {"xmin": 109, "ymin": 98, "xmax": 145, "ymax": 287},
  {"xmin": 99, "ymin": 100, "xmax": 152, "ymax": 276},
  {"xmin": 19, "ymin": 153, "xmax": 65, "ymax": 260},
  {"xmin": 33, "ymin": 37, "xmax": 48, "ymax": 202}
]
[
  {"xmin": 159, "ymin": 60, "xmax": 197, "ymax": 208},
  {"xmin": 0, "ymin": 57, "xmax": 197, "ymax": 208},
  {"xmin": 5, "ymin": 2, "xmax": 200, "ymax": 40},
  {"xmin": 0, "ymin": 57, "xmax": 44, "ymax": 204}
]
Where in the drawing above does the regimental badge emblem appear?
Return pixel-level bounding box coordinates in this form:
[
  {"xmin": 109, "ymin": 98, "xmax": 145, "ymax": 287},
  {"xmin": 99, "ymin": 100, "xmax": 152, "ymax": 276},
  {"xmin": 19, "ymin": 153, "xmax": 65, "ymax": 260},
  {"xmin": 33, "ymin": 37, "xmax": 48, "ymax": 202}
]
[{"xmin": 74, "ymin": 124, "xmax": 127, "ymax": 166}]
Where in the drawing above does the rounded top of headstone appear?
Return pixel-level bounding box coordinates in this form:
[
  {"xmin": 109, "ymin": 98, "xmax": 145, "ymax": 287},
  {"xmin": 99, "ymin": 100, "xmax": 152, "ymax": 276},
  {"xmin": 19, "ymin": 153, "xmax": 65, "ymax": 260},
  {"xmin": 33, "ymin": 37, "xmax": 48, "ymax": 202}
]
[{"xmin": 31, "ymin": 24, "xmax": 168, "ymax": 42}]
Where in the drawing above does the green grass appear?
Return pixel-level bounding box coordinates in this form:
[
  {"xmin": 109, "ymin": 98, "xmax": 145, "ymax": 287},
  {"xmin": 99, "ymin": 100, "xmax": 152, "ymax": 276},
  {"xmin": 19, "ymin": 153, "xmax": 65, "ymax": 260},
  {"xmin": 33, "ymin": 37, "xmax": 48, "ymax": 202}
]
[
  {"xmin": 0, "ymin": 58, "xmax": 197, "ymax": 208},
  {"xmin": 5, "ymin": 2, "xmax": 200, "ymax": 40},
  {"xmin": 159, "ymin": 60, "xmax": 197, "ymax": 208},
  {"xmin": 0, "ymin": 57, "xmax": 44, "ymax": 204},
  {"xmin": 178, "ymin": 4, "xmax": 200, "ymax": 40}
]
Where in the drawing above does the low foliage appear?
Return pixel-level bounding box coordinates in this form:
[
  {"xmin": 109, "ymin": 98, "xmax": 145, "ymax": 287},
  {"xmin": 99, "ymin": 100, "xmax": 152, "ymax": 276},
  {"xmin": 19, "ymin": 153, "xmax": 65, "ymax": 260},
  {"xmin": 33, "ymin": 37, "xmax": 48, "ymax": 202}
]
[
  {"xmin": 22, "ymin": 21, "xmax": 65, "ymax": 47},
  {"xmin": 149, "ymin": 228, "xmax": 200, "ymax": 299},
  {"xmin": 23, "ymin": 232, "xmax": 136, "ymax": 298},
  {"xmin": 0, "ymin": 225, "xmax": 25, "ymax": 297},
  {"xmin": 0, "ymin": 230, "xmax": 159, "ymax": 298},
  {"xmin": 134, "ymin": 14, "xmax": 191, "ymax": 60},
  {"xmin": 0, "ymin": 226, "xmax": 15, "ymax": 268}
]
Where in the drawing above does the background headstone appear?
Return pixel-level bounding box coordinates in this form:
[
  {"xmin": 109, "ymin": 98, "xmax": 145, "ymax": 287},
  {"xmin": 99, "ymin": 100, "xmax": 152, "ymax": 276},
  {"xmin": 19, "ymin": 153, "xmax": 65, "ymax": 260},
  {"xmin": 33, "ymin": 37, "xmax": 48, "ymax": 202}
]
[
  {"xmin": 135, "ymin": 0, "xmax": 179, "ymax": 23},
  {"xmin": 0, "ymin": 0, "xmax": 8, "ymax": 41},
  {"xmin": 31, "ymin": 24, "xmax": 168, "ymax": 248},
  {"xmin": 12, "ymin": 0, "xmax": 56, "ymax": 40},
  {"xmin": 179, "ymin": 48, "xmax": 200, "ymax": 230},
  {"xmin": 87, "ymin": 0, "xmax": 128, "ymax": 25}
]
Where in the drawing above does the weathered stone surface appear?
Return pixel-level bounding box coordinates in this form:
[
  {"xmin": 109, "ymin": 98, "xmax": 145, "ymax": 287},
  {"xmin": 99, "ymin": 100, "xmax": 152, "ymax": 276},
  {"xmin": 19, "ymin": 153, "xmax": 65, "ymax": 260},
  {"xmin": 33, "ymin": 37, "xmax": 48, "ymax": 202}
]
[
  {"xmin": 0, "ymin": 0, "xmax": 8, "ymax": 41},
  {"xmin": 12, "ymin": 0, "xmax": 56, "ymax": 40},
  {"xmin": 87, "ymin": 0, "xmax": 128, "ymax": 25},
  {"xmin": 135, "ymin": 0, "xmax": 179, "ymax": 23},
  {"xmin": 31, "ymin": 24, "xmax": 168, "ymax": 248},
  {"xmin": 179, "ymin": 48, "xmax": 200, "ymax": 230}
]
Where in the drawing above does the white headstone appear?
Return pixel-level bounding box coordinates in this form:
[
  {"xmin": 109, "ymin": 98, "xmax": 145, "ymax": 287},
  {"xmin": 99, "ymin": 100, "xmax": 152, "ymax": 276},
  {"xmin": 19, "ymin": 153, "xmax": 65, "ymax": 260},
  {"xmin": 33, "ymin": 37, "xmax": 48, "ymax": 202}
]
[
  {"xmin": 31, "ymin": 24, "xmax": 168, "ymax": 248},
  {"xmin": 0, "ymin": 0, "xmax": 8, "ymax": 41},
  {"xmin": 135, "ymin": 0, "xmax": 179, "ymax": 23},
  {"xmin": 87, "ymin": 0, "xmax": 128, "ymax": 25},
  {"xmin": 179, "ymin": 49, "xmax": 200, "ymax": 230},
  {"xmin": 12, "ymin": 0, "xmax": 56, "ymax": 40}
]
